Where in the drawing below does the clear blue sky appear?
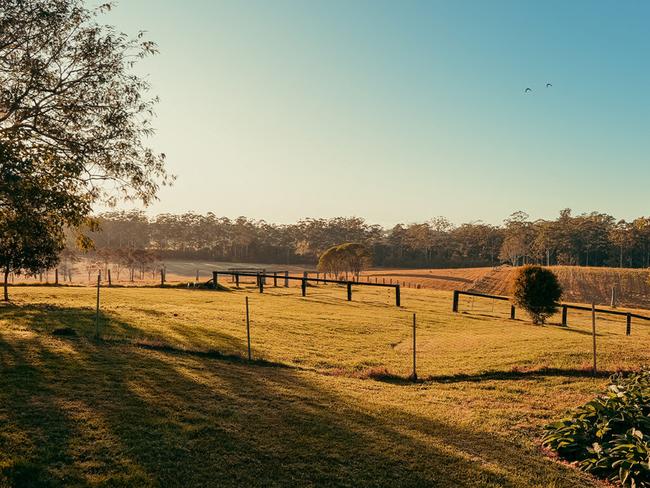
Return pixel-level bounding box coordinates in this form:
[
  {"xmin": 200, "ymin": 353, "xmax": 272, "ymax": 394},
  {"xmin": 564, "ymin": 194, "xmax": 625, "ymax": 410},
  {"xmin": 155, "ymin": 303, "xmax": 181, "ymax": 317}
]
[{"xmin": 104, "ymin": 0, "xmax": 650, "ymax": 226}]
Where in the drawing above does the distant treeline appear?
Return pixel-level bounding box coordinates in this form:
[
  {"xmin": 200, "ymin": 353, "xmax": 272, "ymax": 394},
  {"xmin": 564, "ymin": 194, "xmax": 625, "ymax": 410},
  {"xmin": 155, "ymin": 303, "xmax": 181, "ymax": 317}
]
[{"xmin": 78, "ymin": 209, "xmax": 650, "ymax": 269}]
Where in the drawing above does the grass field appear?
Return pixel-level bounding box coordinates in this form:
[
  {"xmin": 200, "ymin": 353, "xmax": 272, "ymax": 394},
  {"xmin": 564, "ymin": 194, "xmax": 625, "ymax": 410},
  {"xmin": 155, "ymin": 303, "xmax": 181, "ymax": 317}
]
[
  {"xmin": 363, "ymin": 265, "xmax": 650, "ymax": 310},
  {"xmin": 1, "ymin": 283, "xmax": 649, "ymax": 486},
  {"xmin": 16, "ymin": 258, "xmax": 650, "ymax": 311}
]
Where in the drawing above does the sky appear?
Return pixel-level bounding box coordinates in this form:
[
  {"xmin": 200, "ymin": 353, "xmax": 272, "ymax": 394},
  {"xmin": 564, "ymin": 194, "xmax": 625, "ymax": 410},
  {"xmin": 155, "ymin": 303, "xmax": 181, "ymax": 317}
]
[{"xmin": 104, "ymin": 0, "xmax": 650, "ymax": 227}]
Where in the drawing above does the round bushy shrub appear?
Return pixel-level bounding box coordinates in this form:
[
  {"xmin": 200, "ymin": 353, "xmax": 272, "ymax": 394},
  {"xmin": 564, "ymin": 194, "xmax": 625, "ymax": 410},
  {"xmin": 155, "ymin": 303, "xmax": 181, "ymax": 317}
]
[{"xmin": 511, "ymin": 265, "xmax": 562, "ymax": 324}]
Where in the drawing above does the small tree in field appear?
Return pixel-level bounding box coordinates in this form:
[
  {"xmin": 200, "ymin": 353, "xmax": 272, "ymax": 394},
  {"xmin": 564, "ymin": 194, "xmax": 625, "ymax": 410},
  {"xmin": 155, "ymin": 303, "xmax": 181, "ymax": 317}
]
[
  {"xmin": 318, "ymin": 243, "xmax": 372, "ymax": 280},
  {"xmin": 511, "ymin": 265, "xmax": 562, "ymax": 325}
]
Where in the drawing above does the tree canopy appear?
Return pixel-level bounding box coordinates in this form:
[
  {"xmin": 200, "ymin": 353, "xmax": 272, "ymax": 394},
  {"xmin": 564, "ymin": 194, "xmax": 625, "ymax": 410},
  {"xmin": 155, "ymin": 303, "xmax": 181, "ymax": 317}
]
[
  {"xmin": 0, "ymin": 0, "xmax": 170, "ymax": 208},
  {"xmin": 74, "ymin": 209, "xmax": 650, "ymax": 270},
  {"xmin": 0, "ymin": 1, "xmax": 168, "ymax": 296},
  {"xmin": 317, "ymin": 243, "xmax": 372, "ymax": 280}
]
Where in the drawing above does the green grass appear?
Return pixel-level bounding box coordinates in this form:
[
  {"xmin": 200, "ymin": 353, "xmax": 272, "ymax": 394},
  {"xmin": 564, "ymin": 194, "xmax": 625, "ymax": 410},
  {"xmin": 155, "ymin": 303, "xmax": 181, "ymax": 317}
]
[{"xmin": 1, "ymin": 283, "xmax": 649, "ymax": 487}]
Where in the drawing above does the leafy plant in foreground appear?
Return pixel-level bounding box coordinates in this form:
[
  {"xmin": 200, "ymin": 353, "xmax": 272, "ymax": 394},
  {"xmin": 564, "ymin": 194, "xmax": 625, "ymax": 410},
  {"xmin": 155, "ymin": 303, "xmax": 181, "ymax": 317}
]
[{"xmin": 543, "ymin": 371, "xmax": 650, "ymax": 487}]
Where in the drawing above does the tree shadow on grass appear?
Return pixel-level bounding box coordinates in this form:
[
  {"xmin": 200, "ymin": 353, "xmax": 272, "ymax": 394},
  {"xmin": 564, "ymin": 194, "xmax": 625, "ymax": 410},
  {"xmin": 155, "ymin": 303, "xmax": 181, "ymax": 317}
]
[
  {"xmin": 0, "ymin": 312, "xmax": 598, "ymax": 487},
  {"xmin": 421, "ymin": 367, "xmax": 613, "ymax": 384},
  {"xmin": 0, "ymin": 303, "xmax": 140, "ymax": 338},
  {"xmin": 546, "ymin": 325, "xmax": 607, "ymax": 337},
  {"xmin": 0, "ymin": 303, "xmax": 249, "ymax": 358},
  {"xmin": 351, "ymin": 366, "xmax": 615, "ymax": 386}
]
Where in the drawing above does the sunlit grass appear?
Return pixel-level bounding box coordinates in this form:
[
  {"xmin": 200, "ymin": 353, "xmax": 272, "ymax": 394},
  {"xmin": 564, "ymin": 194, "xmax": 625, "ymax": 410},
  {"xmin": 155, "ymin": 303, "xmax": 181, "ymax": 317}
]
[{"xmin": 1, "ymin": 284, "xmax": 648, "ymax": 486}]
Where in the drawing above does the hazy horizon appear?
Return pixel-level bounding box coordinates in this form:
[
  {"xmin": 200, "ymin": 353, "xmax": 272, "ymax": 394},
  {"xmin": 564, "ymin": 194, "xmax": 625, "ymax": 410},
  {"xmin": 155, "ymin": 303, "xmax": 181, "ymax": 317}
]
[{"xmin": 103, "ymin": 1, "xmax": 650, "ymax": 226}]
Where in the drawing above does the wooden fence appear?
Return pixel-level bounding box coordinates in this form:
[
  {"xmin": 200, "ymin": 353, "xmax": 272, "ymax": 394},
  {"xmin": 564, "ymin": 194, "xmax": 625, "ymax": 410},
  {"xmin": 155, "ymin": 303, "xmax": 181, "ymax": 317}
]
[
  {"xmin": 452, "ymin": 289, "xmax": 650, "ymax": 336},
  {"xmin": 212, "ymin": 271, "xmax": 402, "ymax": 307}
]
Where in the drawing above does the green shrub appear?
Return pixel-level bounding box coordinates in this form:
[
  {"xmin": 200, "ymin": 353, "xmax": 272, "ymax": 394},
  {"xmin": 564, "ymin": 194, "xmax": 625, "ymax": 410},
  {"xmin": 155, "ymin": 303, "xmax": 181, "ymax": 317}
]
[
  {"xmin": 511, "ymin": 265, "xmax": 562, "ymax": 324},
  {"xmin": 542, "ymin": 371, "xmax": 650, "ymax": 487}
]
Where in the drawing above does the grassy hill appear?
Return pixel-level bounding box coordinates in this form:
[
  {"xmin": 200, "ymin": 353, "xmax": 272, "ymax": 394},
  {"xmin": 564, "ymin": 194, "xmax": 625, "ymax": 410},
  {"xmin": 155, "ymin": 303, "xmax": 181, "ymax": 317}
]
[
  {"xmin": 365, "ymin": 265, "xmax": 650, "ymax": 309},
  {"xmin": 1, "ymin": 283, "xmax": 649, "ymax": 486}
]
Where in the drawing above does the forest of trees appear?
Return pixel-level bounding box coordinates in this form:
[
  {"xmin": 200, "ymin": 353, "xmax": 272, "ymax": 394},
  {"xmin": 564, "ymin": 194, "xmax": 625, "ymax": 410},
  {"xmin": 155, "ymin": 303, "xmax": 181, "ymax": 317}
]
[{"xmin": 76, "ymin": 209, "xmax": 650, "ymax": 269}]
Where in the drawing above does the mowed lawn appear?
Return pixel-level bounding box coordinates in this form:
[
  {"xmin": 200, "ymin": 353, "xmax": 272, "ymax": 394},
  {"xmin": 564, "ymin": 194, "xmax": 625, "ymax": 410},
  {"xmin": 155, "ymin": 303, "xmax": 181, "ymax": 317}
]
[{"xmin": 1, "ymin": 284, "xmax": 649, "ymax": 487}]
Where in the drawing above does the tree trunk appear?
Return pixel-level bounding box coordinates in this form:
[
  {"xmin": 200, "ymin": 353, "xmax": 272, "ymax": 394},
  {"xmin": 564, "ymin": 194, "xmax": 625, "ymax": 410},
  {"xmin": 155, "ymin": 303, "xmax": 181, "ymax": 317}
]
[
  {"xmin": 3, "ymin": 267, "xmax": 9, "ymax": 301},
  {"xmin": 620, "ymin": 245, "xmax": 623, "ymax": 268}
]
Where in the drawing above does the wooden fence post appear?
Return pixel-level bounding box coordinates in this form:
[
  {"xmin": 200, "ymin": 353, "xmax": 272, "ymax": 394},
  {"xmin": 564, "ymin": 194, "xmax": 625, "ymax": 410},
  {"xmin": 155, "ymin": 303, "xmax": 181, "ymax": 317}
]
[
  {"xmin": 160, "ymin": 269, "xmax": 165, "ymax": 287},
  {"xmin": 301, "ymin": 278, "xmax": 306, "ymax": 297},
  {"xmin": 235, "ymin": 273, "xmax": 240, "ymax": 288},
  {"xmin": 273, "ymin": 272, "xmax": 277, "ymax": 287},
  {"xmin": 212, "ymin": 271, "xmax": 219, "ymax": 290},
  {"xmin": 347, "ymin": 282, "xmax": 352, "ymax": 301},
  {"xmin": 258, "ymin": 273, "xmax": 264, "ymax": 293},
  {"xmin": 285, "ymin": 271, "xmax": 289, "ymax": 288},
  {"xmin": 626, "ymin": 313, "xmax": 631, "ymax": 336},
  {"xmin": 610, "ymin": 286, "xmax": 616, "ymax": 308},
  {"xmin": 55, "ymin": 269, "xmax": 59, "ymax": 285},
  {"xmin": 395, "ymin": 285, "xmax": 401, "ymax": 307},
  {"xmin": 561, "ymin": 305, "xmax": 568, "ymax": 326},
  {"xmin": 245, "ymin": 296, "xmax": 252, "ymax": 361},
  {"xmin": 452, "ymin": 290, "xmax": 459, "ymax": 312},
  {"xmin": 510, "ymin": 305, "xmax": 516, "ymax": 320},
  {"xmin": 107, "ymin": 269, "xmax": 112, "ymax": 287}
]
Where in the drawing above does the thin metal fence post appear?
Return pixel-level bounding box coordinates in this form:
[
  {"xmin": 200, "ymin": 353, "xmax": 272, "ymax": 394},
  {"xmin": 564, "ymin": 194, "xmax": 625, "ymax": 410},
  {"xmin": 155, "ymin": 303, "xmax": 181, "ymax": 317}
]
[
  {"xmin": 412, "ymin": 313, "xmax": 417, "ymax": 381},
  {"xmin": 592, "ymin": 302, "xmax": 597, "ymax": 376},
  {"xmin": 95, "ymin": 273, "xmax": 101, "ymax": 338},
  {"xmin": 245, "ymin": 297, "xmax": 251, "ymax": 361}
]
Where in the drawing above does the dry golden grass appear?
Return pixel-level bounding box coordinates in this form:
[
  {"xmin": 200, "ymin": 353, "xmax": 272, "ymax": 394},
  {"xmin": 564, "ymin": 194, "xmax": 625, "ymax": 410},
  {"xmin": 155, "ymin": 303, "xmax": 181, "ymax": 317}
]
[{"xmin": 363, "ymin": 265, "xmax": 650, "ymax": 310}]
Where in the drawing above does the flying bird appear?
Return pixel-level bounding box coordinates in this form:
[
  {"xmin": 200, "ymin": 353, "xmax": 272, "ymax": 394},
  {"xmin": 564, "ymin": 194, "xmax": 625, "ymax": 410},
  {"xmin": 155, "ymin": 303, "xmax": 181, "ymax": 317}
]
[
  {"xmin": 546, "ymin": 83, "xmax": 553, "ymax": 88},
  {"xmin": 524, "ymin": 87, "xmax": 532, "ymax": 93}
]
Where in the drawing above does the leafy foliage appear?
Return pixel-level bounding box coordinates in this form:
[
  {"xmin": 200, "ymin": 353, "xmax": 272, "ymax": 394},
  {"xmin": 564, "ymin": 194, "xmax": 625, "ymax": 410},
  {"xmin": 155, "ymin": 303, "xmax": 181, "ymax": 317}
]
[
  {"xmin": 0, "ymin": 208, "xmax": 63, "ymax": 300},
  {"xmin": 0, "ymin": 0, "xmax": 170, "ymax": 207},
  {"xmin": 317, "ymin": 242, "xmax": 372, "ymax": 280},
  {"xmin": 543, "ymin": 371, "xmax": 650, "ymax": 487},
  {"xmin": 0, "ymin": 140, "xmax": 77, "ymax": 300},
  {"xmin": 511, "ymin": 265, "xmax": 562, "ymax": 324},
  {"xmin": 0, "ymin": 1, "xmax": 168, "ymax": 296},
  {"xmin": 78, "ymin": 209, "xmax": 650, "ymax": 269}
]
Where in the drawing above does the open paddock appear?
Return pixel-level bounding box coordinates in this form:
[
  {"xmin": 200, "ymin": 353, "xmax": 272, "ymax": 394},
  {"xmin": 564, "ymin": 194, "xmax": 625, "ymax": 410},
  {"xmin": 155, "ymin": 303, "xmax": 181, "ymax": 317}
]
[{"xmin": 1, "ymin": 284, "xmax": 648, "ymax": 486}]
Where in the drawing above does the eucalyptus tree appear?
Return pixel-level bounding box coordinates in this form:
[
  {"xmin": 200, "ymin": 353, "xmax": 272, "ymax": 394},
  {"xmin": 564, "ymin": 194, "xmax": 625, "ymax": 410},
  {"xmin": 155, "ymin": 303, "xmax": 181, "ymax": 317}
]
[
  {"xmin": 0, "ymin": 0, "xmax": 170, "ymax": 219},
  {"xmin": 0, "ymin": 139, "xmax": 87, "ymax": 299}
]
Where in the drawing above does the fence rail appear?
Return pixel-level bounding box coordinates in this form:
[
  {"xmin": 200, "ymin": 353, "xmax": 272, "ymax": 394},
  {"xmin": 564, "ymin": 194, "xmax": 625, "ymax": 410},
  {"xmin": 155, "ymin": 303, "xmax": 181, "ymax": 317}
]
[
  {"xmin": 452, "ymin": 290, "xmax": 515, "ymax": 319},
  {"xmin": 452, "ymin": 289, "xmax": 650, "ymax": 336},
  {"xmin": 212, "ymin": 271, "xmax": 402, "ymax": 306}
]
